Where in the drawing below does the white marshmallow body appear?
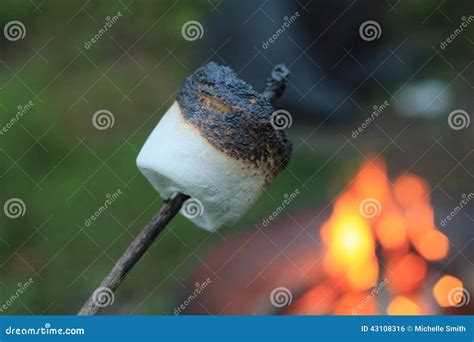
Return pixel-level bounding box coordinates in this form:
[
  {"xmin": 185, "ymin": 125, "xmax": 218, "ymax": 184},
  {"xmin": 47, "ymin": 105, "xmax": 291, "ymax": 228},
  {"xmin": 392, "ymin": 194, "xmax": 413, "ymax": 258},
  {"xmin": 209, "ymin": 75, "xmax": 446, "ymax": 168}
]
[{"xmin": 136, "ymin": 102, "xmax": 267, "ymax": 231}]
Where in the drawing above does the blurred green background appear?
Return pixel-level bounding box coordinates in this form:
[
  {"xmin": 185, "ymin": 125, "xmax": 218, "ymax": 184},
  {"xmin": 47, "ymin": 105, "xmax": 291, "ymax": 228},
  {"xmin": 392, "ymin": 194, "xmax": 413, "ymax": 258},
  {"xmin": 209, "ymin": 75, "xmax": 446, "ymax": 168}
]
[{"xmin": 0, "ymin": 0, "xmax": 472, "ymax": 314}]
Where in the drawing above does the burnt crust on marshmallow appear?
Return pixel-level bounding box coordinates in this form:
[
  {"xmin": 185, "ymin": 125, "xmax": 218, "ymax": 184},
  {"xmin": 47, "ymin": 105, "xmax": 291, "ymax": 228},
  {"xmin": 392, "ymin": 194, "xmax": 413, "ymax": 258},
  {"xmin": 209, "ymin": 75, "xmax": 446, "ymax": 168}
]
[{"xmin": 177, "ymin": 62, "xmax": 292, "ymax": 182}]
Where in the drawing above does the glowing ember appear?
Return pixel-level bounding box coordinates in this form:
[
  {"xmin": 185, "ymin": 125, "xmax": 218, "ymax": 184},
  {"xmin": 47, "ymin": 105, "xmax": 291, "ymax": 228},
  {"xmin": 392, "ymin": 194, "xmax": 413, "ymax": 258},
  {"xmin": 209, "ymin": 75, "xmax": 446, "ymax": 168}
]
[
  {"xmin": 413, "ymin": 229, "xmax": 449, "ymax": 261},
  {"xmin": 433, "ymin": 275, "xmax": 464, "ymax": 307},
  {"xmin": 334, "ymin": 292, "xmax": 378, "ymax": 315},
  {"xmin": 285, "ymin": 283, "xmax": 337, "ymax": 315},
  {"xmin": 386, "ymin": 253, "xmax": 427, "ymax": 294},
  {"xmin": 393, "ymin": 174, "xmax": 430, "ymax": 208},
  {"xmin": 387, "ymin": 296, "xmax": 421, "ymax": 315}
]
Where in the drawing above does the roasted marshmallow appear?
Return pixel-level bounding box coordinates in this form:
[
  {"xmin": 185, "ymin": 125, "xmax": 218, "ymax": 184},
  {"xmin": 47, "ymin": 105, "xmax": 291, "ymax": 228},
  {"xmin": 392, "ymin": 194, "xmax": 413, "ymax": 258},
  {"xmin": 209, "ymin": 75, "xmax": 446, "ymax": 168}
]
[{"xmin": 137, "ymin": 62, "xmax": 292, "ymax": 231}]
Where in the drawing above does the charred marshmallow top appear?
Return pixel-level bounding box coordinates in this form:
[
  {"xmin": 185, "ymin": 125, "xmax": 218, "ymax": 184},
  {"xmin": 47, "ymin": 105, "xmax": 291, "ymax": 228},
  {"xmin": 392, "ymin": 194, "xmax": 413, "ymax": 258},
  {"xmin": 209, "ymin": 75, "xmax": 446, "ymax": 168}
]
[{"xmin": 177, "ymin": 62, "xmax": 292, "ymax": 185}]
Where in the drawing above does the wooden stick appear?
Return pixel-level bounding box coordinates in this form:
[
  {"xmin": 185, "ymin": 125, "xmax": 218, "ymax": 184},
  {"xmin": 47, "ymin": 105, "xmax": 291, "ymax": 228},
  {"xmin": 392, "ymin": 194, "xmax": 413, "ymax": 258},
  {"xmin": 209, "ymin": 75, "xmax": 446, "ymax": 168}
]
[
  {"xmin": 78, "ymin": 193, "xmax": 189, "ymax": 315},
  {"xmin": 78, "ymin": 64, "xmax": 289, "ymax": 315},
  {"xmin": 262, "ymin": 64, "xmax": 290, "ymax": 103}
]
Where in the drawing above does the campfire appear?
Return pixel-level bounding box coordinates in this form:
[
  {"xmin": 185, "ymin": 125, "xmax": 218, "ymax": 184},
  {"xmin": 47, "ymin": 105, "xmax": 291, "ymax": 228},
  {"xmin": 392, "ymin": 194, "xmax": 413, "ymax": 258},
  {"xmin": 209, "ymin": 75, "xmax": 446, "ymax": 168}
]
[
  {"xmin": 184, "ymin": 157, "xmax": 471, "ymax": 316},
  {"xmin": 286, "ymin": 157, "xmax": 467, "ymax": 315}
]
